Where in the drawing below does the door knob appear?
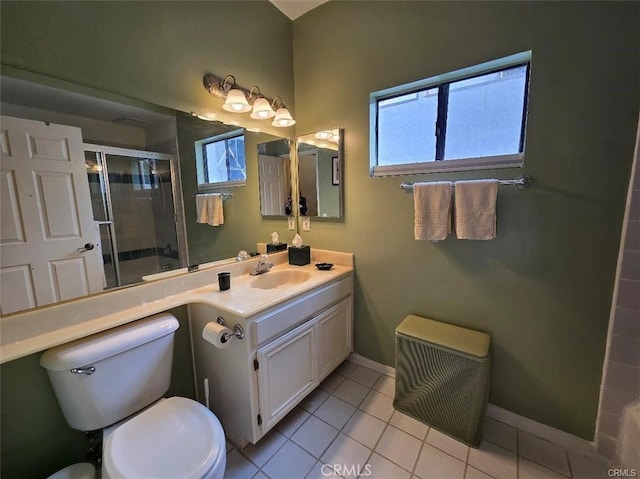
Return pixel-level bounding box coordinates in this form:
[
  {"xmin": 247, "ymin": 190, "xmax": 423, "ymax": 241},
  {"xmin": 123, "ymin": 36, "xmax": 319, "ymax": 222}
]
[{"xmin": 76, "ymin": 243, "xmax": 95, "ymax": 252}]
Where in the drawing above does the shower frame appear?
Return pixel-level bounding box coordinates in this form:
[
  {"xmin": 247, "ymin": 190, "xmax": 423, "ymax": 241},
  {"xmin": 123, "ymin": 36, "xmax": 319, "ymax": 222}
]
[{"xmin": 84, "ymin": 143, "xmax": 189, "ymax": 287}]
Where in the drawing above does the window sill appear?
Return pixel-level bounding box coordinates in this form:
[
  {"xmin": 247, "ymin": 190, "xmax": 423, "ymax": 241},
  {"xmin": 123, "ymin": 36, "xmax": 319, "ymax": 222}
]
[
  {"xmin": 370, "ymin": 153, "xmax": 524, "ymax": 177},
  {"xmin": 197, "ymin": 180, "xmax": 246, "ymax": 189}
]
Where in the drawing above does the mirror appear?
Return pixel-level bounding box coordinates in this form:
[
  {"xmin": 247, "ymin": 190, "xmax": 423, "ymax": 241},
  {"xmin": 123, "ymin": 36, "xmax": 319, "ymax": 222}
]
[
  {"xmin": 257, "ymin": 137, "xmax": 292, "ymax": 217},
  {"xmin": 296, "ymin": 129, "xmax": 343, "ymax": 218},
  {"xmin": 0, "ymin": 74, "xmax": 290, "ymax": 315}
]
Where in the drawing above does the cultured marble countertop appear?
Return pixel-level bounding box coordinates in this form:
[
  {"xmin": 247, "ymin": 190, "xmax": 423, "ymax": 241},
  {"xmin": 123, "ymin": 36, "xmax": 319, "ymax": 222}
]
[{"xmin": 0, "ymin": 249, "xmax": 354, "ymax": 364}]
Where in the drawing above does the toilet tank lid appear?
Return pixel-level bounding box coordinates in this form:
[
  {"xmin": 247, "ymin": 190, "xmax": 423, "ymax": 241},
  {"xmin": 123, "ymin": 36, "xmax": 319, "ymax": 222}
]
[{"xmin": 40, "ymin": 313, "xmax": 179, "ymax": 371}]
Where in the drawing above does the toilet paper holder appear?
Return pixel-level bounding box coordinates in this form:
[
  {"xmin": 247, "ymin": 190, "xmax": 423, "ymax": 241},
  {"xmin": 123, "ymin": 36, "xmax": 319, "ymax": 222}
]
[{"xmin": 216, "ymin": 316, "xmax": 245, "ymax": 342}]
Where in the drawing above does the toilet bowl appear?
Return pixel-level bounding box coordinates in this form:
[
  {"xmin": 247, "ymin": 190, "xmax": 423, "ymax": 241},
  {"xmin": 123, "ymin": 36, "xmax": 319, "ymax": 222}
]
[
  {"xmin": 40, "ymin": 313, "xmax": 226, "ymax": 479},
  {"xmin": 102, "ymin": 397, "xmax": 226, "ymax": 479},
  {"xmin": 47, "ymin": 462, "xmax": 95, "ymax": 479}
]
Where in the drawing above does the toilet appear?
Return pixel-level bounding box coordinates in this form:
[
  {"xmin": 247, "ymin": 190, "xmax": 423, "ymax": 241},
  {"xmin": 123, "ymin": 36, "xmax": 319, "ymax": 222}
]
[{"xmin": 40, "ymin": 313, "xmax": 226, "ymax": 479}]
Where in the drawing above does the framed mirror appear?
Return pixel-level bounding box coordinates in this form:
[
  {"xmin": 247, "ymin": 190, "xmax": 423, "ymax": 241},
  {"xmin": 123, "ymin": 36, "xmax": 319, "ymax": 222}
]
[
  {"xmin": 296, "ymin": 129, "xmax": 343, "ymax": 218},
  {"xmin": 257, "ymin": 137, "xmax": 292, "ymax": 217}
]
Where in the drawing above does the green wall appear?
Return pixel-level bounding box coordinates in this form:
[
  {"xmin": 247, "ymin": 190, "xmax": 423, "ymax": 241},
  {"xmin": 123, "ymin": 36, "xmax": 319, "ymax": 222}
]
[
  {"xmin": 0, "ymin": 307, "xmax": 195, "ymax": 479},
  {"xmin": 317, "ymin": 148, "xmax": 340, "ymax": 217},
  {"xmin": 0, "ymin": 1, "xmax": 294, "ymax": 117},
  {"xmin": 292, "ymin": 1, "xmax": 639, "ymax": 439}
]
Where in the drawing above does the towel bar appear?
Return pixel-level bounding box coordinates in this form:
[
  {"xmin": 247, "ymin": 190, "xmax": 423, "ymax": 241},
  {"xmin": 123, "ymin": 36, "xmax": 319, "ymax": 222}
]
[{"xmin": 400, "ymin": 175, "xmax": 532, "ymax": 192}]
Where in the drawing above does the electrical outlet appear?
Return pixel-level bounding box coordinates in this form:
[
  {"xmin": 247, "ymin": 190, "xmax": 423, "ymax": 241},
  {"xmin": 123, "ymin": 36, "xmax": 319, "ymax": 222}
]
[
  {"xmin": 288, "ymin": 216, "xmax": 295, "ymax": 231},
  {"xmin": 302, "ymin": 216, "xmax": 311, "ymax": 232}
]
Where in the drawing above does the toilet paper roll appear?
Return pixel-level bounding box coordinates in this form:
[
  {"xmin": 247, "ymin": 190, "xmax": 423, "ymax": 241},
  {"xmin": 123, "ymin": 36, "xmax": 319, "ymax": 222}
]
[{"xmin": 202, "ymin": 322, "xmax": 232, "ymax": 348}]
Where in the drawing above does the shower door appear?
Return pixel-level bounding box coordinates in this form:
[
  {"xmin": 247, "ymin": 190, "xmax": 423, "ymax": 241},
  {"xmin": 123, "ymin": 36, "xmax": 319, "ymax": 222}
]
[{"xmin": 84, "ymin": 144, "xmax": 183, "ymax": 288}]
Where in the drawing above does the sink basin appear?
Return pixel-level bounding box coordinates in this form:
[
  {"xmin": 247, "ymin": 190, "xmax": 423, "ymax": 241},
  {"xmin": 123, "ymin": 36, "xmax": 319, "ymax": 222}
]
[{"xmin": 250, "ymin": 269, "xmax": 312, "ymax": 290}]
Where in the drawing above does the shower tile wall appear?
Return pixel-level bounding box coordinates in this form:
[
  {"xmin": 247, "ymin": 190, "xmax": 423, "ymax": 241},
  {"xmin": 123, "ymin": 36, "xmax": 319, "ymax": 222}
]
[{"xmin": 597, "ymin": 145, "xmax": 640, "ymax": 459}]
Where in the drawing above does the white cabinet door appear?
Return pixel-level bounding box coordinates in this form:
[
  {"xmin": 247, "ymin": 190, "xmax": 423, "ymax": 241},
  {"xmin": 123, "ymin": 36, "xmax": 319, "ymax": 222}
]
[
  {"xmin": 0, "ymin": 116, "xmax": 104, "ymax": 314},
  {"xmin": 256, "ymin": 319, "xmax": 316, "ymax": 432},
  {"xmin": 318, "ymin": 298, "xmax": 352, "ymax": 379}
]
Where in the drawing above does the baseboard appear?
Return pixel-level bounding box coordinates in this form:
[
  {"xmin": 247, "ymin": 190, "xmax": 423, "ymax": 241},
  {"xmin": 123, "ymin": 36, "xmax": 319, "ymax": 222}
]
[
  {"xmin": 348, "ymin": 353, "xmax": 597, "ymax": 456},
  {"xmin": 485, "ymin": 404, "xmax": 596, "ymax": 456},
  {"xmin": 349, "ymin": 353, "xmax": 396, "ymax": 378}
]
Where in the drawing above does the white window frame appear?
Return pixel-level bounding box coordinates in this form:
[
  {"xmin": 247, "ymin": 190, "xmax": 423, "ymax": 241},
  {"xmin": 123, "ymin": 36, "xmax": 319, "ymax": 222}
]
[
  {"xmin": 195, "ymin": 129, "xmax": 246, "ymax": 189},
  {"xmin": 370, "ymin": 51, "xmax": 531, "ymax": 177}
]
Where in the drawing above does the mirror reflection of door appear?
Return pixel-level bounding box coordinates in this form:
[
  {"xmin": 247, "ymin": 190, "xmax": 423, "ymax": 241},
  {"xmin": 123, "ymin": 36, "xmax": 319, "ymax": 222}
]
[
  {"xmin": 0, "ymin": 116, "xmax": 104, "ymax": 314},
  {"xmin": 259, "ymin": 154, "xmax": 289, "ymax": 216},
  {"xmin": 257, "ymin": 138, "xmax": 291, "ymax": 217}
]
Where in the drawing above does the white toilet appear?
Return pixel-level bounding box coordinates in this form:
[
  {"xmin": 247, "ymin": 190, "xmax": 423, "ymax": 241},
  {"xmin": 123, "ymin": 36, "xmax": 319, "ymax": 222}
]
[{"xmin": 40, "ymin": 313, "xmax": 226, "ymax": 479}]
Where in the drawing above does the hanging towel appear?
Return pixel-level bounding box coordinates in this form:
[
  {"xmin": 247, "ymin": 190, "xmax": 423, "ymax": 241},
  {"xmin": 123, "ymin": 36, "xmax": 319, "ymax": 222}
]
[
  {"xmin": 413, "ymin": 181, "xmax": 453, "ymax": 241},
  {"xmin": 196, "ymin": 194, "xmax": 224, "ymax": 226},
  {"xmin": 454, "ymin": 179, "xmax": 499, "ymax": 240}
]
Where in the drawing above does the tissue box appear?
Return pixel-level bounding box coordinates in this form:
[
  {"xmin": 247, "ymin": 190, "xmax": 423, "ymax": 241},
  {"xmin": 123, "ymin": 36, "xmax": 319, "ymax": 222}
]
[
  {"xmin": 267, "ymin": 243, "xmax": 287, "ymax": 253},
  {"xmin": 288, "ymin": 245, "xmax": 310, "ymax": 266}
]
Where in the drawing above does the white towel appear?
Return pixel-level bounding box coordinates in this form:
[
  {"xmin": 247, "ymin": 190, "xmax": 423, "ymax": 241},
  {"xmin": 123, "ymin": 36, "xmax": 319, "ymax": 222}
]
[
  {"xmin": 196, "ymin": 194, "xmax": 224, "ymax": 226},
  {"xmin": 454, "ymin": 179, "xmax": 499, "ymax": 240},
  {"xmin": 413, "ymin": 181, "xmax": 453, "ymax": 241}
]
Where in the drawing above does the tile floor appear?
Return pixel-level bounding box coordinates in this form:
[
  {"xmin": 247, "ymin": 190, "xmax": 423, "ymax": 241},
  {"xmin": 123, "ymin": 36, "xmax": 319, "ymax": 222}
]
[{"xmin": 224, "ymin": 360, "xmax": 610, "ymax": 479}]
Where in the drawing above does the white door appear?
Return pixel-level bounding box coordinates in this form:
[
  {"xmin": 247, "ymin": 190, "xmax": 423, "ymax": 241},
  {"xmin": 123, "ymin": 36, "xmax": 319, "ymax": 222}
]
[
  {"xmin": 318, "ymin": 298, "xmax": 353, "ymax": 380},
  {"xmin": 256, "ymin": 320, "xmax": 316, "ymax": 433},
  {"xmin": 258, "ymin": 154, "xmax": 287, "ymax": 216},
  {"xmin": 0, "ymin": 116, "xmax": 104, "ymax": 314}
]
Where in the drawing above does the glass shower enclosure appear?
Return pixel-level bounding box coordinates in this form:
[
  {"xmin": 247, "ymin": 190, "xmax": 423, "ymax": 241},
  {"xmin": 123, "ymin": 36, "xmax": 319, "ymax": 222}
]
[{"xmin": 84, "ymin": 144, "xmax": 184, "ymax": 289}]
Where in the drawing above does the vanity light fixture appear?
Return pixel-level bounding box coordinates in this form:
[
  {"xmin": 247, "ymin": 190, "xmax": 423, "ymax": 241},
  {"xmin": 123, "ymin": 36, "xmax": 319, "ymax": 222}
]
[
  {"xmin": 223, "ymin": 80, "xmax": 252, "ymax": 113},
  {"xmin": 249, "ymin": 87, "xmax": 276, "ymax": 120},
  {"xmin": 271, "ymin": 97, "xmax": 296, "ymax": 127},
  {"xmin": 203, "ymin": 73, "xmax": 295, "ymax": 127}
]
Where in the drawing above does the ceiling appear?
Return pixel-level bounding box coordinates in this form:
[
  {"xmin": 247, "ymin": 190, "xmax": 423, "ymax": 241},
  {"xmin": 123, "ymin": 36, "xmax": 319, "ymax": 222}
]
[
  {"xmin": 269, "ymin": 0, "xmax": 329, "ymax": 20},
  {"xmin": 0, "ymin": 76, "xmax": 173, "ymax": 128}
]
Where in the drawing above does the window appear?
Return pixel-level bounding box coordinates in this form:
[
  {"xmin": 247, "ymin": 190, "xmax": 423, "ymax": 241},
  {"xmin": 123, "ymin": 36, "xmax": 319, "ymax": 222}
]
[
  {"xmin": 132, "ymin": 160, "xmax": 156, "ymax": 190},
  {"xmin": 370, "ymin": 52, "xmax": 531, "ymax": 176},
  {"xmin": 195, "ymin": 130, "xmax": 246, "ymax": 188}
]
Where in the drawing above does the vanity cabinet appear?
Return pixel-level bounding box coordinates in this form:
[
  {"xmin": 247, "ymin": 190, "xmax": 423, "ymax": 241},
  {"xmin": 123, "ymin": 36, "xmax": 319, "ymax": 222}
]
[{"xmin": 189, "ymin": 274, "xmax": 353, "ymax": 448}]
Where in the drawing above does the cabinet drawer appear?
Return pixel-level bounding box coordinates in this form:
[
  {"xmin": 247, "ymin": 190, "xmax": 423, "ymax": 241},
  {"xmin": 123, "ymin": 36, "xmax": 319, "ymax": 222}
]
[{"xmin": 252, "ymin": 276, "xmax": 352, "ymax": 347}]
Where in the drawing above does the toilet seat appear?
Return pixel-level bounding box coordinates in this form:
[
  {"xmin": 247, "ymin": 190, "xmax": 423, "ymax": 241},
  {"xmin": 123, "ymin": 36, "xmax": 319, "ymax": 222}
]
[{"xmin": 103, "ymin": 397, "xmax": 225, "ymax": 479}]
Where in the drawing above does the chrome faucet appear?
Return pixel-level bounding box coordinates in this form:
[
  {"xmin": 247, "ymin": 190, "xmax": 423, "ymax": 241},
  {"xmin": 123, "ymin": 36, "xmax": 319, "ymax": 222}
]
[{"xmin": 250, "ymin": 254, "xmax": 273, "ymax": 276}]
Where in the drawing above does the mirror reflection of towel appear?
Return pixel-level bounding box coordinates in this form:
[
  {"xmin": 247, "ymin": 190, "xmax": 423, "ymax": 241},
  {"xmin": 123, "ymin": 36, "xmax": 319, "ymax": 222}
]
[{"xmin": 196, "ymin": 194, "xmax": 224, "ymax": 226}]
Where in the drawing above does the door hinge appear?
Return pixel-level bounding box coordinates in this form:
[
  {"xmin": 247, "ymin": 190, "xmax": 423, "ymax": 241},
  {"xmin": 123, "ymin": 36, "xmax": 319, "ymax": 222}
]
[
  {"xmin": 257, "ymin": 414, "xmax": 262, "ymax": 426},
  {"xmin": 253, "ymin": 359, "xmax": 259, "ymax": 370}
]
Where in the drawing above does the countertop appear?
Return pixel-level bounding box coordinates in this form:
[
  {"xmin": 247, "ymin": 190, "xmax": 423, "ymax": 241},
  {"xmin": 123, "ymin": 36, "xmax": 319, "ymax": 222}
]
[{"xmin": 0, "ymin": 249, "xmax": 354, "ymax": 364}]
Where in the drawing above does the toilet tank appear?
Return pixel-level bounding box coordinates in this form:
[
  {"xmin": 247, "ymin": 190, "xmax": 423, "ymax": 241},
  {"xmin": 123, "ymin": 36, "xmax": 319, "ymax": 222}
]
[{"xmin": 40, "ymin": 313, "xmax": 179, "ymax": 431}]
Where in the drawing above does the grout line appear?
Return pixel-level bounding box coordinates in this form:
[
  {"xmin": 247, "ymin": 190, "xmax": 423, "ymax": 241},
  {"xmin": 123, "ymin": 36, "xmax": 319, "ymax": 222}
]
[
  {"xmin": 565, "ymin": 448, "xmax": 573, "ymax": 478},
  {"xmin": 410, "ymin": 429, "xmax": 428, "ymax": 478}
]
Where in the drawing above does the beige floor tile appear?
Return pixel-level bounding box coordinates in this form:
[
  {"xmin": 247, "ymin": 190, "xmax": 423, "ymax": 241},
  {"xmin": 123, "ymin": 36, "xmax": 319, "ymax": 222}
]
[
  {"xmin": 390, "ymin": 410, "xmax": 429, "ymax": 440},
  {"xmin": 467, "ymin": 440, "xmax": 517, "ymax": 479},
  {"xmin": 414, "ymin": 443, "xmax": 466, "ymax": 479},
  {"xmin": 375, "ymin": 425, "xmax": 422, "ymax": 471},
  {"xmin": 342, "ymin": 410, "xmax": 386, "ymax": 449},
  {"xmin": 426, "ymin": 428, "xmax": 469, "ymax": 461}
]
